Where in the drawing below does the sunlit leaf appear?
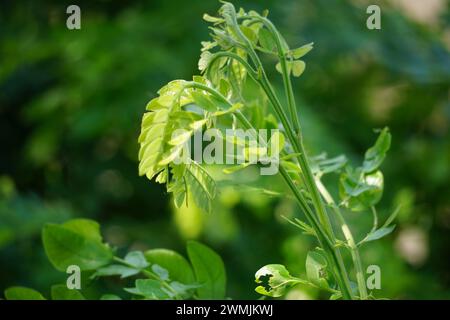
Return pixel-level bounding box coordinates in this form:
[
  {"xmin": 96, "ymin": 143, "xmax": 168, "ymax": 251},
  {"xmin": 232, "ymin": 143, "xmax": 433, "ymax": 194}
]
[
  {"xmin": 258, "ymin": 28, "xmax": 276, "ymax": 52},
  {"xmin": 223, "ymin": 162, "xmax": 251, "ymax": 174},
  {"xmin": 292, "ymin": 60, "xmax": 306, "ymax": 77},
  {"xmin": 290, "ymin": 42, "xmax": 314, "ymax": 59},
  {"xmin": 203, "ymin": 13, "xmax": 224, "ymax": 24},
  {"xmin": 145, "ymin": 248, "xmax": 195, "ymax": 284},
  {"xmin": 187, "ymin": 241, "xmax": 226, "ymax": 299},
  {"xmin": 42, "ymin": 219, "xmax": 113, "ymax": 271},
  {"xmin": 255, "ymin": 264, "xmax": 300, "ymax": 297}
]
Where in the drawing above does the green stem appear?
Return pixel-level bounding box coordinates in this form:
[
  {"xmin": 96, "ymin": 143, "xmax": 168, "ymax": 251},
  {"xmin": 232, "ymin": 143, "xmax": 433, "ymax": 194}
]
[
  {"xmin": 315, "ymin": 179, "xmax": 369, "ymax": 300},
  {"xmin": 370, "ymin": 206, "xmax": 378, "ymax": 233},
  {"xmin": 279, "ymin": 167, "xmax": 353, "ymax": 300},
  {"xmin": 234, "ymin": 108, "xmax": 353, "ymax": 300},
  {"xmin": 255, "ymin": 16, "xmax": 302, "ymax": 135},
  {"xmin": 208, "ymin": 51, "xmax": 258, "ymax": 80},
  {"xmin": 231, "ymin": 32, "xmax": 354, "ymax": 298},
  {"xmin": 230, "ymin": 14, "xmax": 334, "ymax": 237},
  {"xmin": 239, "ymin": 15, "xmax": 356, "ymax": 300},
  {"xmin": 113, "ymin": 256, "xmax": 181, "ymax": 299},
  {"xmin": 193, "ymin": 14, "xmax": 354, "ymax": 298},
  {"xmin": 292, "ymin": 278, "xmax": 340, "ymax": 294}
]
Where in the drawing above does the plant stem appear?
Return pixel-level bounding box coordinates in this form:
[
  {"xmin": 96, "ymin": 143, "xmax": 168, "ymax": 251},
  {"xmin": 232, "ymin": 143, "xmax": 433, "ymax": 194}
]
[
  {"xmin": 370, "ymin": 206, "xmax": 378, "ymax": 233},
  {"xmin": 253, "ymin": 16, "xmax": 302, "ymax": 135},
  {"xmin": 315, "ymin": 179, "xmax": 369, "ymax": 299},
  {"xmin": 194, "ymin": 17, "xmax": 355, "ymax": 297},
  {"xmin": 113, "ymin": 256, "xmax": 182, "ymax": 299},
  {"xmin": 238, "ymin": 44, "xmax": 354, "ymax": 299},
  {"xmin": 279, "ymin": 167, "xmax": 353, "ymax": 300},
  {"xmin": 232, "ymin": 105, "xmax": 354, "ymax": 300},
  {"xmin": 239, "ymin": 16, "xmax": 357, "ymax": 299}
]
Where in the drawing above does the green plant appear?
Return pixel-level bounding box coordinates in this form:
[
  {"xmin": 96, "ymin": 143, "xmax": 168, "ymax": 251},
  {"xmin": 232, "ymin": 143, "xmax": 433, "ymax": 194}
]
[
  {"xmin": 3, "ymin": 219, "xmax": 226, "ymax": 300},
  {"xmin": 138, "ymin": 2, "xmax": 395, "ymax": 300}
]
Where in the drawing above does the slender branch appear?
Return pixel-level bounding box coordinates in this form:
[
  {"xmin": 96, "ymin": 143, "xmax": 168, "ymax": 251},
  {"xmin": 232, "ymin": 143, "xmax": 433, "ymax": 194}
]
[
  {"xmin": 113, "ymin": 256, "xmax": 182, "ymax": 299},
  {"xmin": 202, "ymin": 8, "xmax": 355, "ymax": 299},
  {"xmin": 370, "ymin": 206, "xmax": 378, "ymax": 233},
  {"xmin": 238, "ymin": 15, "xmax": 301, "ymax": 135},
  {"xmin": 315, "ymin": 179, "xmax": 369, "ymax": 300},
  {"xmin": 233, "ymin": 18, "xmax": 355, "ymax": 299},
  {"xmin": 279, "ymin": 167, "xmax": 353, "ymax": 299},
  {"xmin": 234, "ymin": 106, "xmax": 354, "ymax": 300},
  {"xmin": 207, "ymin": 51, "xmax": 258, "ymax": 80},
  {"xmin": 258, "ymin": 16, "xmax": 302, "ymax": 135}
]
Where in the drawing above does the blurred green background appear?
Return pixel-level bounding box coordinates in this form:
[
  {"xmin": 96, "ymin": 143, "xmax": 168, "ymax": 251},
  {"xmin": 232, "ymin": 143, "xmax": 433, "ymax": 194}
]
[{"xmin": 1, "ymin": 0, "xmax": 449, "ymax": 299}]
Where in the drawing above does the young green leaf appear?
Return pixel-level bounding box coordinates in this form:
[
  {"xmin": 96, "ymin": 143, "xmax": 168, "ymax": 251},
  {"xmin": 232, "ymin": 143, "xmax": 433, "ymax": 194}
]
[
  {"xmin": 169, "ymin": 281, "xmax": 201, "ymax": 298},
  {"xmin": 203, "ymin": 13, "xmax": 224, "ymax": 24},
  {"xmin": 240, "ymin": 25, "xmax": 258, "ymax": 45},
  {"xmin": 187, "ymin": 240, "xmax": 226, "ymax": 299},
  {"xmin": 126, "ymin": 279, "xmax": 170, "ymax": 300},
  {"xmin": 144, "ymin": 248, "xmax": 195, "ymax": 284},
  {"xmin": 290, "ymin": 42, "xmax": 314, "ymax": 59},
  {"xmin": 311, "ymin": 154, "xmax": 347, "ymax": 175},
  {"xmin": 306, "ymin": 251, "xmax": 329, "ymax": 289},
  {"xmin": 201, "ymin": 41, "xmax": 218, "ymax": 52},
  {"xmin": 218, "ymin": 78, "xmax": 231, "ymax": 97},
  {"xmin": 222, "ymin": 162, "xmax": 251, "ymax": 174},
  {"xmin": 275, "ymin": 59, "xmax": 295, "ymax": 76},
  {"xmin": 183, "ymin": 162, "xmax": 217, "ymax": 213},
  {"xmin": 124, "ymin": 251, "xmax": 150, "ymax": 269},
  {"xmin": 359, "ymin": 225, "xmax": 396, "ymax": 245},
  {"xmin": 51, "ymin": 285, "xmax": 85, "ymax": 300},
  {"xmin": 282, "ymin": 216, "xmax": 316, "ymax": 236},
  {"xmin": 190, "ymin": 90, "xmax": 217, "ymax": 112},
  {"xmin": 42, "ymin": 219, "xmax": 113, "ymax": 271},
  {"xmin": 339, "ymin": 169, "xmax": 384, "ymax": 211},
  {"xmin": 292, "ymin": 60, "xmax": 306, "ymax": 77},
  {"xmin": 255, "ymin": 264, "xmax": 299, "ymax": 297},
  {"xmin": 138, "ymin": 80, "xmax": 193, "ymax": 181},
  {"xmin": 382, "ymin": 205, "xmax": 401, "ymax": 228},
  {"xmin": 4, "ymin": 287, "xmax": 46, "ymax": 300},
  {"xmin": 269, "ymin": 131, "xmax": 285, "ymax": 157},
  {"xmin": 151, "ymin": 264, "xmax": 170, "ymax": 281},
  {"xmin": 62, "ymin": 219, "xmax": 103, "ymax": 242},
  {"xmin": 258, "ymin": 28, "xmax": 276, "ymax": 52},
  {"xmin": 330, "ymin": 292, "xmax": 342, "ymax": 300},
  {"xmin": 362, "ymin": 127, "xmax": 391, "ymax": 173},
  {"xmin": 209, "ymin": 27, "xmax": 236, "ymax": 50},
  {"xmin": 281, "ymin": 160, "xmax": 302, "ymax": 173},
  {"xmin": 92, "ymin": 264, "xmax": 140, "ymax": 279}
]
